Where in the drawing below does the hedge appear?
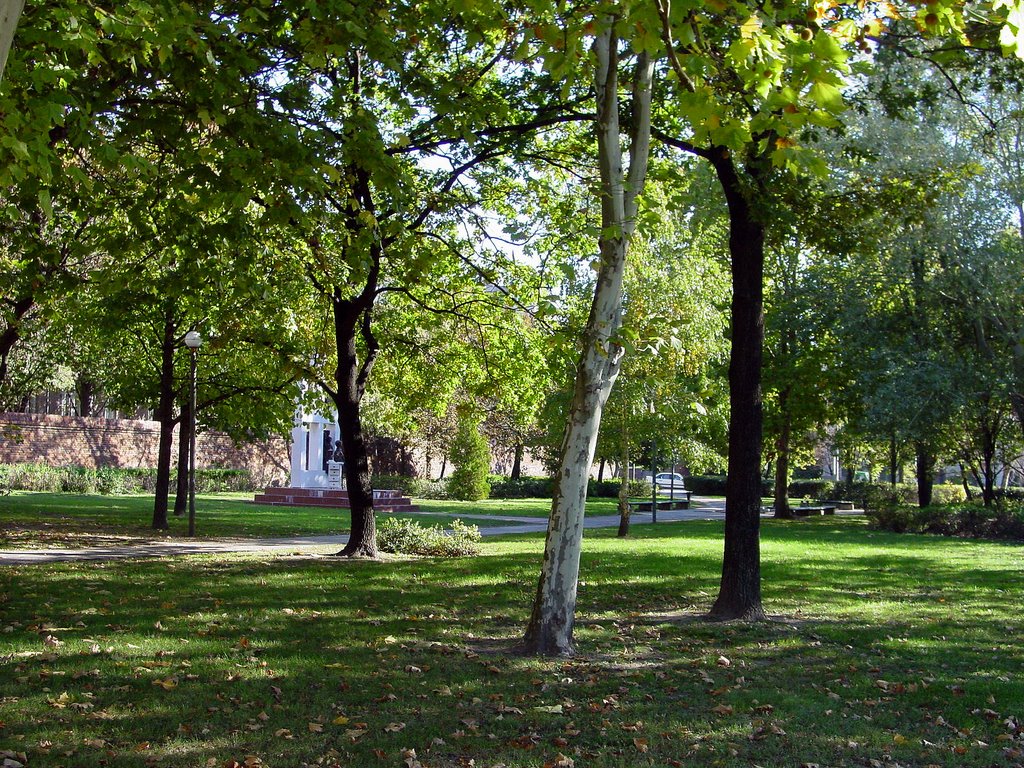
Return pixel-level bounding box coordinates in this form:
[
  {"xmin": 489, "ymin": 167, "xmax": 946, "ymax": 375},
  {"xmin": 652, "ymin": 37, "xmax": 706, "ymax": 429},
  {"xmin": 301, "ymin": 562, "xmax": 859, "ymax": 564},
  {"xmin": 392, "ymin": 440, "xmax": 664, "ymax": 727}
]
[{"xmin": 0, "ymin": 463, "xmax": 255, "ymax": 494}]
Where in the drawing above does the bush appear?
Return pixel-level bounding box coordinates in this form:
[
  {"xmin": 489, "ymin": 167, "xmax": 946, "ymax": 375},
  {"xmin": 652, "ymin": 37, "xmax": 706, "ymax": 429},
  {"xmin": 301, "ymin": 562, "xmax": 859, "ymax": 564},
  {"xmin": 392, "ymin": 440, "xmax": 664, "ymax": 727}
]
[
  {"xmin": 376, "ymin": 517, "xmax": 481, "ymax": 557},
  {"xmin": 686, "ymin": 474, "xmax": 728, "ymax": 495},
  {"xmin": 489, "ymin": 476, "xmax": 553, "ymax": 499},
  {"xmin": 788, "ymin": 479, "xmax": 835, "ymax": 500},
  {"xmin": 930, "ymin": 483, "xmax": 967, "ymax": 506},
  {"xmin": 447, "ymin": 413, "xmax": 491, "ymax": 501},
  {"xmin": 0, "ymin": 463, "xmax": 257, "ymax": 494},
  {"xmin": 839, "ymin": 482, "xmax": 916, "ymax": 508},
  {"xmin": 687, "ymin": 474, "xmax": 772, "ymax": 496},
  {"xmin": 867, "ymin": 499, "xmax": 1024, "ymax": 541}
]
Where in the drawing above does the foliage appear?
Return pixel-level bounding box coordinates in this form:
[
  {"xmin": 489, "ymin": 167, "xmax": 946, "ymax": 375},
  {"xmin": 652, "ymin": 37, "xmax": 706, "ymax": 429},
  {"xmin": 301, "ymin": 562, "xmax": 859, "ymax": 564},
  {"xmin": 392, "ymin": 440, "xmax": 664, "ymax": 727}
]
[
  {"xmin": 841, "ymin": 482, "xmax": 918, "ymax": 510},
  {"xmin": 868, "ymin": 500, "xmax": 1024, "ymax": 540},
  {"xmin": 375, "ymin": 517, "xmax": 481, "ymax": 557},
  {"xmin": 372, "ymin": 474, "xmax": 450, "ymax": 500},
  {"xmin": 931, "ymin": 483, "xmax": 969, "ymax": 505},
  {"xmin": 0, "ymin": 463, "xmax": 254, "ymax": 494},
  {"xmin": 488, "ymin": 476, "xmax": 553, "ymax": 499},
  {"xmin": 447, "ymin": 412, "xmax": 492, "ymax": 502},
  {"xmin": 788, "ymin": 479, "xmax": 836, "ymax": 499}
]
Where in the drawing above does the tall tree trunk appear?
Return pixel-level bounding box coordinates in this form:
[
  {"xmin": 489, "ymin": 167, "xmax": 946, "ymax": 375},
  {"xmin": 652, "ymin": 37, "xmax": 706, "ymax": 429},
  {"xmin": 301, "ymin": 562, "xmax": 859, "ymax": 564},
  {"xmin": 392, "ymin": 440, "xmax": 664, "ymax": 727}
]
[
  {"xmin": 0, "ymin": 294, "xmax": 33, "ymax": 402},
  {"xmin": 76, "ymin": 376, "xmax": 96, "ymax": 417},
  {"xmin": 331, "ymin": 292, "xmax": 379, "ymax": 558},
  {"xmin": 709, "ymin": 152, "xmax": 767, "ymax": 622},
  {"xmin": 521, "ymin": 26, "xmax": 653, "ymax": 656},
  {"xmin": 0, "ymin": 0, "xmax": 24, "ymax": 85},
  {"xmin": 173, "ymin": 399, "xmax": 191, "ymax": 517},
  {"xmin": 511, "ymin": 444, "xmax": 524, "ymax": 480},
  {"xmin": 773, "ymin": 388, "xmax": 793, "ymax": 519},
  {"xmin": 889, "ymin": 430, "xmax": 898, "ymax": 488},
  {"xmin": 152, "ymin": 312, "xmax": 177, "ymax": 530},
  {"xmin": 597, "ymin": 457, "xmax": 606, "ymax": 483},
  {"xmin": 617, "ymin": 410, "xmax": 631, "ymax": 537},
  {"xmin": 914, "ymin": 441, "xmax": 934, "ymax": 508}
]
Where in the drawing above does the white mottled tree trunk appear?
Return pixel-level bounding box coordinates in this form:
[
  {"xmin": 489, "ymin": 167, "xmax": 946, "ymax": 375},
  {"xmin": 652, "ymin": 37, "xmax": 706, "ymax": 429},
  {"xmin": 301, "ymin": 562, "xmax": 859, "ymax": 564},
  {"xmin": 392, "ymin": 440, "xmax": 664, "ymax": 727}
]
[
  {"xmin": 521, "ymin": 19, "xmax": 654, "ymax": 656},
  {"xmin": 0, "ymin": 0, "xmax": 25, "ymax": 84}
]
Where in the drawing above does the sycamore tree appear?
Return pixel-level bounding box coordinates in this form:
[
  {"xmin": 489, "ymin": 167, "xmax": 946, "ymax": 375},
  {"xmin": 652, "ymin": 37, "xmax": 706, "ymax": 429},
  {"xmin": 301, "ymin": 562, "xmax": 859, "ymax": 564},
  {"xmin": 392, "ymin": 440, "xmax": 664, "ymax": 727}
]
[{"xmin": 520, "ymin": 9, "xmax": 655, "ymax": 655}]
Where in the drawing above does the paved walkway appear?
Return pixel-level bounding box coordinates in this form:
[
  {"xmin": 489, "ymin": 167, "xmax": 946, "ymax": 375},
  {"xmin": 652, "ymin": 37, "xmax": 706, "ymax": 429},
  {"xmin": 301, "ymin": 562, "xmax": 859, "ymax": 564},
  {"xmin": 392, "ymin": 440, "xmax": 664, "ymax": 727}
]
[{"xmin": 0, "ymin": 496, "xmax": 742, "ymax": 566}]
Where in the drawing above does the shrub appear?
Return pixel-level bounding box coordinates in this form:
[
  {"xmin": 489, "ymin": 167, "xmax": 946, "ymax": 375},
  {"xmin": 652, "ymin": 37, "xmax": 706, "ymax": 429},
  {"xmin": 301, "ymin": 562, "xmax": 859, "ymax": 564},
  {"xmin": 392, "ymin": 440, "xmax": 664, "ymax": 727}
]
[
  {"xmin": 0, "ymin": 463, "xmax": 257, "ymax": 494},
  {"xmin": 788, "ymin": 479, "xmax": 835, "ymax": 500},
  {"xmin": 930, "ymin": 483, "xmax": 967, "ymax": 506},
  {"xmin": 686, "ymin": 474, "xmax": 728, "ymax": 495},
  {"xmin": 376, "ymin": 517, "xmax": 481, "ymax": 557},
  {"xmin": 489, "ymin": 476, "xmax": 553, "ymax": 499},
  {"xmin": 867, "ymin": 499, "xmax": 1024, "ymax": 541},
  {"xmin": 687, "ymin": 474, "xmax": 772, "ymax": 496},
  {"xmin": 447, "ymin": 413, "xmax": 491, "ymax": 501}
]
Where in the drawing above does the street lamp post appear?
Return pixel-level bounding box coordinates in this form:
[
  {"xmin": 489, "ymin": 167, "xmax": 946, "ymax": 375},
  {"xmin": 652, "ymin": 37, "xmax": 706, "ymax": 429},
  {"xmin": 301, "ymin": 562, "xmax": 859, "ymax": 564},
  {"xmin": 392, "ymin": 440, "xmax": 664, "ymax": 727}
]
[
  {"xmin": 649, "ymin": 392, "xmax": 657, "ymax": 525},
  {"xmin": 184, "ymin": 330, "xmax": 202, "ymax": 537}
]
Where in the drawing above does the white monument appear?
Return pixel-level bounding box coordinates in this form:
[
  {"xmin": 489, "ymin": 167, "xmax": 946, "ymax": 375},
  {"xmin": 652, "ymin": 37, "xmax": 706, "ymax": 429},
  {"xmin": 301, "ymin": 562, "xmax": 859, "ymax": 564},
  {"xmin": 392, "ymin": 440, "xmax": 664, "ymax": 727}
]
[{"xmin": 289, "ymin": 404, "xmax": 342, "ymax": 489}]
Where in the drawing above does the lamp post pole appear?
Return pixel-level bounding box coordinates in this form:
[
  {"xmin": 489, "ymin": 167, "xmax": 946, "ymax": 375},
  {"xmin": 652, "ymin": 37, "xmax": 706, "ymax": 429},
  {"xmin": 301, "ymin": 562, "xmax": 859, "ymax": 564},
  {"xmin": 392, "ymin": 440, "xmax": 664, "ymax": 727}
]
[
  {"xmin": 649, "ymin": 392, "xmax": 657, "ymax": 525},
  {"xmin": 184, "ymin": 330, "xmax": 202, "ymax": 537}
]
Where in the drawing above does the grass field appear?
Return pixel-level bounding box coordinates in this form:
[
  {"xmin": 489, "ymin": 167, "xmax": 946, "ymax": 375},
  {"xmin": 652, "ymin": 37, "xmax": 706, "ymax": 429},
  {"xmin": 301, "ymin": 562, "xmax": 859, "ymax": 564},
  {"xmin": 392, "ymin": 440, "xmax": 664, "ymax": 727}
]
[
  {"xmin": 0, "ymin": 492, "xmax": 589, "ymax": 548},
  {"xmin": 1, "ymin": 517, "xmax": 1023, "ymax": 767}
]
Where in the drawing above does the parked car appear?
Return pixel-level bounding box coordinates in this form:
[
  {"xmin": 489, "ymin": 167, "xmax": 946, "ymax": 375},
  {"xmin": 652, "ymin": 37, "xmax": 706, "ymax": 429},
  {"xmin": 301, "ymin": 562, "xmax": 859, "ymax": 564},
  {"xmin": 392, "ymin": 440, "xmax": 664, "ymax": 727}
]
[{"xmin": 654, "ymin": 472, "xmax": 686, "ymax": 490}]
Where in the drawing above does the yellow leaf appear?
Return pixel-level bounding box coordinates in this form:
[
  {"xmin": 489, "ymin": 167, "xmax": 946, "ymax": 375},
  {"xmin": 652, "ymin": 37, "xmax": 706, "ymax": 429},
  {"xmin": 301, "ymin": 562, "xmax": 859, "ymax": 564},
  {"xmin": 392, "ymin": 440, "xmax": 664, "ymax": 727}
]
[{"xmin": 332, "ymin": 715, "xmax": 350, "ymax": 725}]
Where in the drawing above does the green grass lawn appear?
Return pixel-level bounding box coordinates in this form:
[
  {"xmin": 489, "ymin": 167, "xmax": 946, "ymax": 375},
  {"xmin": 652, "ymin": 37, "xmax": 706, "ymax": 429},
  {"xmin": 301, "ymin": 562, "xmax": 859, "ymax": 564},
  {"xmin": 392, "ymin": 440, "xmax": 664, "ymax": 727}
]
[
  {"xmin": 0, "ymin": 492, "xmax": 536, "ymax": 548},
  {"xmin": 415, "ymin": 497, "xmax": 622, "ymax": 519},
  {"xmin": 1, "ymin": 517, "xmax": 1022, "ymax": 767}
]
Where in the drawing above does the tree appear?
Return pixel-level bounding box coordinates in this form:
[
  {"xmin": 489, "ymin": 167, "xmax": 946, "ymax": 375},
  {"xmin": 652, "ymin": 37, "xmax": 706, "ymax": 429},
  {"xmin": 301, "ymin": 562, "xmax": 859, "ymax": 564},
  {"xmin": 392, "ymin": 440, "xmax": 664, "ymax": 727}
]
[
  {"xmin": 521, "ymin": 14, "xmax": 654, "ymax": 656},
  {"xmin": 448, "ymin": 409, "xmax": 491, "ymax": 501}
]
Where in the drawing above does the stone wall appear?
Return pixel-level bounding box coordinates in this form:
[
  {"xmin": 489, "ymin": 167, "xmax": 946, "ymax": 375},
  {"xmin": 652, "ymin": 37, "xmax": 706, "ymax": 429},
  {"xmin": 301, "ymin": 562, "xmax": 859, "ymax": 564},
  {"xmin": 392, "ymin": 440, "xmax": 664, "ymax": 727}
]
[{"xmin": 0, "ymin": 413, "xmax": 289, "ymax": 485}]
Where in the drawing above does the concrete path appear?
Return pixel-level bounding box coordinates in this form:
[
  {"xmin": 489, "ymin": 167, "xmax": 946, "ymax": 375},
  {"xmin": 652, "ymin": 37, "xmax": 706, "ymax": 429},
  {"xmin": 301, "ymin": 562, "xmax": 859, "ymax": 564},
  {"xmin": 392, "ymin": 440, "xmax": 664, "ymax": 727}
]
[{"xmin": 0, "ymin": 496, "xmax": 739, "ymax": 566}]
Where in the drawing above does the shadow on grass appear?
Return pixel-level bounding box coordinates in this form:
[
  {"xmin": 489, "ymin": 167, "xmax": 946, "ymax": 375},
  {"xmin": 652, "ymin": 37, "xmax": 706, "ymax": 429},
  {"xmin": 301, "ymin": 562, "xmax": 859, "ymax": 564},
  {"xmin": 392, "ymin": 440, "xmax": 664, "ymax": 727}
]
[{"xmin": 1, "ymin": 518, "xmax": 1022, "ymax": 767}]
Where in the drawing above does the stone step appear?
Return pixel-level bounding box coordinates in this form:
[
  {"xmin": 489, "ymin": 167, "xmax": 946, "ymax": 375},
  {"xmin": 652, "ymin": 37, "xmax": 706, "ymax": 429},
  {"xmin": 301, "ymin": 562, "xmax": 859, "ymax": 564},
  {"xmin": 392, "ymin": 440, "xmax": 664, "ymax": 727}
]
[
  {"xmin": 253, "ymin": 486, "xmax": 416, "ymax": 512},
  {"xmin": 253, "ymin": 498, "xmax": 419, "ymax": 513}
]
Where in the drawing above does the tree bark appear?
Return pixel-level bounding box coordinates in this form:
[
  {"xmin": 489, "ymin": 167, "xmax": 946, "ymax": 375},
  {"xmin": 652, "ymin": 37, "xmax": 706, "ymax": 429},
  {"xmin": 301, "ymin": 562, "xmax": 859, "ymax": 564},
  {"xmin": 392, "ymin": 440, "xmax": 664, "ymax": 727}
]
[
  {"xmin": 173, "ymin": 397, "xmax": 191, "ymax": 517},
  {"xmin": 708, "ymin": 151, "xmax": 767, "ymax": 622},
  {"xmin": 617, "ymin": 412, "xmax": 631, "ymax": 537},
  {"xmin": 0, "ymin": 0, "xmax": 24, "ymax": 85},
  {"xmin": 152, "ymin": 311, "xmax": 177, "ymax": 530},
  {"xmin": 521, "ymin": 26, "xmax": 653, "ymax": 656},
  {"xmin": 511, "ymin": 443, "xmax": 524, "ymax": 480},
  {"xmin": 914, "ymin": 441, "xmax": 934, "ymax": 508},
  {"xmin": 331, "ymin": 290, "xmax": 379, "ymax": 558},
  {"xmin": 773, "ymin": 388, "xmax": 793, "ymax": 519}
]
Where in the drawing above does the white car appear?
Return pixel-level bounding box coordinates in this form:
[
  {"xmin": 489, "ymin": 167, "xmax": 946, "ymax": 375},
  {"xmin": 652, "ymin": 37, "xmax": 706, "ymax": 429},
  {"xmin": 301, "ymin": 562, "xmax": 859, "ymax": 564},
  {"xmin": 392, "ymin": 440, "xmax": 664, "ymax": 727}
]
[{"xmin": 654, "ymin": 472, "xmax": 686, "ymax": 491}]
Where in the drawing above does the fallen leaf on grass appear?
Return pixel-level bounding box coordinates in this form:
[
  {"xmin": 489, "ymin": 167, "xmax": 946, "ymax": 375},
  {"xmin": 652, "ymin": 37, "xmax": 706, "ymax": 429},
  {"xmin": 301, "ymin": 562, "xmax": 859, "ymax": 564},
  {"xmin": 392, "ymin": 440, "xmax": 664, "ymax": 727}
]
[
  {"xmin": 710, "ymin": 704, "xmax": 733, "ymax": 716},
  {"xmin": 332, "ymin": 715, "xmax": 349, "ymax": 725},
  {"xmin": 384, "ymin": 722, "xmax": 406, "ymax": 733},
  {"xmin": 152, "ymin": 678, "xmax": 177, "ymax": 690},
  {"xmin": 308, "ymin": 722, "xmax": 323, "ymax": 733},
  {"xmin": 533, "ymin": 705, "xmax": 563, "ymax": 714},
  {"xmin": 633, "ymin": 737, "xmax": 649, "ymax": 753},
  {"xmin": 544, "ymin": 754, "xmax": 574, "ymax": 768}
]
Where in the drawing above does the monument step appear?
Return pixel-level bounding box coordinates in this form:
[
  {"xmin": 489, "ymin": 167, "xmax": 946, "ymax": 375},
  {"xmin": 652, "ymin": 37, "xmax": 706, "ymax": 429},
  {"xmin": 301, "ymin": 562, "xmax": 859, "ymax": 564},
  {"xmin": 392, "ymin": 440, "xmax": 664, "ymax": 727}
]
[
  {"xmin": 257, "ymin": 487, "xmax": 403, "ymax": 501},
  {"xmin": 252, "ymin": 498, "xmax": 419, "ymax": 513},
  {"xmin": 253, "ymin": 486, "xmax": 416, "ymax": 511}
]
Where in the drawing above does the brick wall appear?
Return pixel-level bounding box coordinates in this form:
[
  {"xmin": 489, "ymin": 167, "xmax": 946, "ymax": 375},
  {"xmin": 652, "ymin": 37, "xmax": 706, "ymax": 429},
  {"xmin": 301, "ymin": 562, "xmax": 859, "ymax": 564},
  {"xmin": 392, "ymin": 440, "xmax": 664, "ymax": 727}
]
[{"xmin": 0, "ymin": 413, "xmax": 289, "ymax": 485}]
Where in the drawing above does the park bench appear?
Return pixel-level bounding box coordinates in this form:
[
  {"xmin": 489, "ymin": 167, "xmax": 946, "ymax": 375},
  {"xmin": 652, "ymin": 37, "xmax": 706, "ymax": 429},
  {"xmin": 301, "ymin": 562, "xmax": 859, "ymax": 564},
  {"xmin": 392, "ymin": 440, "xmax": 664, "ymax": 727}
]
[
  {"xmin": 793, "ymin": 504, "xmax": 836, "ymax": 516},
  {"xmin": 628, "ymin": 490, "xmax": 692, "ymax": 513}
]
